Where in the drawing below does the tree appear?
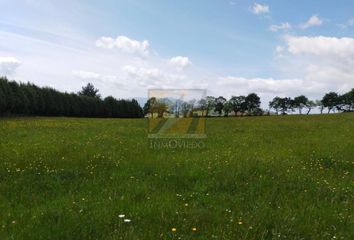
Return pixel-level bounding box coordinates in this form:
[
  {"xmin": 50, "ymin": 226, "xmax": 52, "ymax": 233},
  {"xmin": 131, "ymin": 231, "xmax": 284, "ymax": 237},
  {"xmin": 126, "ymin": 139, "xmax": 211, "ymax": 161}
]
[
  {"xmin": 348, "ymin": 89, "xmax": 354, "ymax": 111},
  {"xmin": 315, "ymin": 100, "xmax": 324, "ymax": 114},
  {"xmin": 130, "ymin": 99, "xmax": 143, "ymax": 118},
  {"xmin": 205, "ymin": 96, "xmax": 216, "ymax": 117},
  {"xmin": 188, "ymin": 99, "xmax": 196, "ymax": 114},
  {"xmin": 22, "ymin": 83, "xmax": 39, "ymax": 114},
  {"xmin": 269, "ymin": 97, "xmax": 292, "ymax": 115},
  {"xmin": 180, "ymin": 101, "xmax": 192, "ymax": 117},
  {"xmin": 143, "ymin": 97, "xmax": 157, "ymax": 116},
  {"xmin": 214, "ymin": 96, "xmax": 226, "ymax": 116},
  {"xmin": 280, "ymin": 97, "xmax": 293, "ymax": 115},
  {"xmin": 79, "ymin": 83, "xmax": 100, "ymax": 98},
  {"xmin": 245, "ymin": 93, "xmax": 261, "ymax": 115},
  {"xmin": 223, "ymin": 101, "xmax": 232, "ymax": 116},
  {"xmin": 294, "ymin": 95, "xmax": 308, "ymax": 114},
  {"xmin": 269, "ymin": 97, "xmax": 281, "ymax": 115},
  {"xmin": 0, "ymin": 77, "xmax": 13, "ymax": 115},
  {"xmin": 322, "ymin": 92, "xmax": 339, "ymax": 114},
  {"xmin": 229, "ymin": 96, "xmax": 246, "ymax": 116},
  {"xmin": 305, "ymin": 100, "xmax": 316, "ymax": 115},
  {"xmin": 172, "ymin": 99, "xmax": 183, "ymax": 117},
  {"xmin": 9, "ymin": 81, "xmax": 29, "ymax": 114},
  {"xmin": 103, "ymin": 96, "xmax": 117, "ymax": 117},
  {"xmin": 0, "ymin": 82, "xmax": 5, "ymax": 115},
  {"xmin": 335, "ymin": 94, "xmax": 348, "ymax": 112},
  {"xmin": 155, "ymin": 101, "xmax": 168, "ymax": 118},
  {"xmin": 0, "ymin": 78, "xmax": 143, "ymax": 118},
  {"xmin": 342, "ymin": 89, "xmax": 354, "ymax": 111},
  {"xmin": 197, "ymin": 98, "xmax": 207, "ymax": 117}
]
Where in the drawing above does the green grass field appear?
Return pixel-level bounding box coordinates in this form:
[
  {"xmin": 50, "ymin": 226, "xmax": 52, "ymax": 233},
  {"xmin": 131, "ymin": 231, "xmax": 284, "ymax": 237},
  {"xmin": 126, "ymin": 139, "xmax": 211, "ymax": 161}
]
[{"xmin": 1, "ymin": 114, "xmax": 353, "ymax": 239}]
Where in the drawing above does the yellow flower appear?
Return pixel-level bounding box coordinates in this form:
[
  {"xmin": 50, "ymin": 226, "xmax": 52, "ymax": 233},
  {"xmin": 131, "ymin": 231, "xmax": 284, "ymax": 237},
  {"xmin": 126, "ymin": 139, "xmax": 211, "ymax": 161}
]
[
  {"xmin": 238, "ymin": 221, "xmax": 243, "ymax": 225},
  {"xmin": 192, "ymin": 227, "xmax": 197, "ymax": 231},
  {"xmin": 171, "ymin": 228, "xmax": 177, "ymax": 232}
]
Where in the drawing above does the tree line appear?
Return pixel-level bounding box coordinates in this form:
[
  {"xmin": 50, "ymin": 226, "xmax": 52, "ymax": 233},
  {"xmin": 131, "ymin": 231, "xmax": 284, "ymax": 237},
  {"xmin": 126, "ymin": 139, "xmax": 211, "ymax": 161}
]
[
  {"xmin": 269, "ymin": 91, "xmax": 354, "ymax": 115},
  {"xmin": 143, "ymin": 93, "xmax": 263, "ymax": 117},
  {"xmin": 143, "ymin": 90, "xmax": 354, "ymax": 118},
  {"xmin": 0, "ymin": 77, "xmax": 143, "ymax": 118},
  {"xmin": 1, "ymin": 76, "xmax": 353, "ymax": 118}
]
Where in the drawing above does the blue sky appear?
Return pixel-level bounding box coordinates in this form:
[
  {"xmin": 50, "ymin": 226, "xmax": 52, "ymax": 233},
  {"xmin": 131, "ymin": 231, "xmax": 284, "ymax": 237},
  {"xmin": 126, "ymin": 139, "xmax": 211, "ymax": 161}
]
[{"xmin": 1, "ymin": 0, "xmax": 354, "ymax": 106}]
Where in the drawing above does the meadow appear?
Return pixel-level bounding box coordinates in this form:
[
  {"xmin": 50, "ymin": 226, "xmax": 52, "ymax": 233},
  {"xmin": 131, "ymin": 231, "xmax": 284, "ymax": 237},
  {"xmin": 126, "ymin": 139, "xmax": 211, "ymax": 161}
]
[{"xmin": 0, "ymin": 114, "xmax": 353, "ymax": 239}]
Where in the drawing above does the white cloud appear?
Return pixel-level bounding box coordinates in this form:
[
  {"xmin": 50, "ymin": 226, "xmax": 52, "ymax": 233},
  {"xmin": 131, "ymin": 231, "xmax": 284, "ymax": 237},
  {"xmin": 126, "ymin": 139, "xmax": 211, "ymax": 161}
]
[
  {"xmin": 72, "ymin": 70, "xmax": 126, "ymax": 87},
  {"xmin": 121, "ymin": 64, "xmax": 207, "ymax": 90},
  {"xmin": 269, "ymin": 22, "xmax": 291, "ymax": 32},
  {"xmin": 95, "ymin": 36, "xmax": 150, "ymax": 57},
  {"xmin": 214, "ymin": 35, "xmax": 354, "ymax": 103},
  {"xmin": 168, "ymin": 56, "xmax": 192, "ymax": 70},
  {"xmin": 275, "ymin": 45, "xmax": 285, "ymax": 57},
  {"xmin": 122, "ymin": 65, "xmax": 186, "ymax": 88},
  {"xmin": 215, "ymin": 75, "xmax": 331, "ymax": 110},
  {"xmin": 300, "ymin": 15, "xmax": 323, "ymax": 29},
  {"xmin": 252, "ymin": 3, "xmax": 270, "ymax": 15},
  {"xmin": 273, "ymin": 35, "xmax": 354, "ymax": 95},
  {"xmin": 217, "ymin": 77, "xmax": 306, "ymax": 95},
  {"xmin": 72, "ymin": 70, "xmax": 100, "ymax": 80},
  {"xmin": 0, "ymin": 57, "xmax": 22, "ymax": 75},
  {"xmin": 0, "ymin": 5, "xmax": 203, "ymax": 99},
  {"xmin": 285, "ymin": 35, "xmax": 354, "ymax": 58}
]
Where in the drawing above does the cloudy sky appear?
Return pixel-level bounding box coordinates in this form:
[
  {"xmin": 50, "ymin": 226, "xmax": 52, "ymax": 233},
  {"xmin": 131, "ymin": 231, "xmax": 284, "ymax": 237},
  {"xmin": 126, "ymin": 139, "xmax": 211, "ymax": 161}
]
[{"xmin": 1, "ymin": 0, "xmax": 354, "ymax": 106}]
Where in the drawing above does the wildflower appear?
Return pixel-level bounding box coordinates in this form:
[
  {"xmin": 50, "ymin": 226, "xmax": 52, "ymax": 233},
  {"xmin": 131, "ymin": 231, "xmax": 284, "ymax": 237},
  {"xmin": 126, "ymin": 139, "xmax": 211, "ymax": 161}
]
[
  {"xmin": 192, "ymin": 227, "xmax": 197, "ymax": 231},
  {"xmin": 238, "ymin": 221, "xmax": 243, "ymax": 225},
  {"xmin": 118, "ymin": 214, "xmax": 125, "ymax": 218},
  {"xmin": 124, "ymin": 219, "xmax": 131, "ymax": 223},
  {"xmin": 171, "ymin": 228, "xmax": 177, "ymax": 232}
]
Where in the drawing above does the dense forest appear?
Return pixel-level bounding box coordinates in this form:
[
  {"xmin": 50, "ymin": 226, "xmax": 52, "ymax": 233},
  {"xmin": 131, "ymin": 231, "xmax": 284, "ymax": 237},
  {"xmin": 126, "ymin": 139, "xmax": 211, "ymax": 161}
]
[{"xmin": 0, "ymin": 77, "xmax": 143, "ymax": 118}]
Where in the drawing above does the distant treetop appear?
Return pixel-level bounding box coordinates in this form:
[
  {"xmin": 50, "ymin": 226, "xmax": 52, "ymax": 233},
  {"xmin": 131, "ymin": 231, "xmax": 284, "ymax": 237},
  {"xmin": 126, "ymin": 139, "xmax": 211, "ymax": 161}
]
[{"xmin": 79, "ymin": 83, "xmax": 100, "ymax": 98}]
